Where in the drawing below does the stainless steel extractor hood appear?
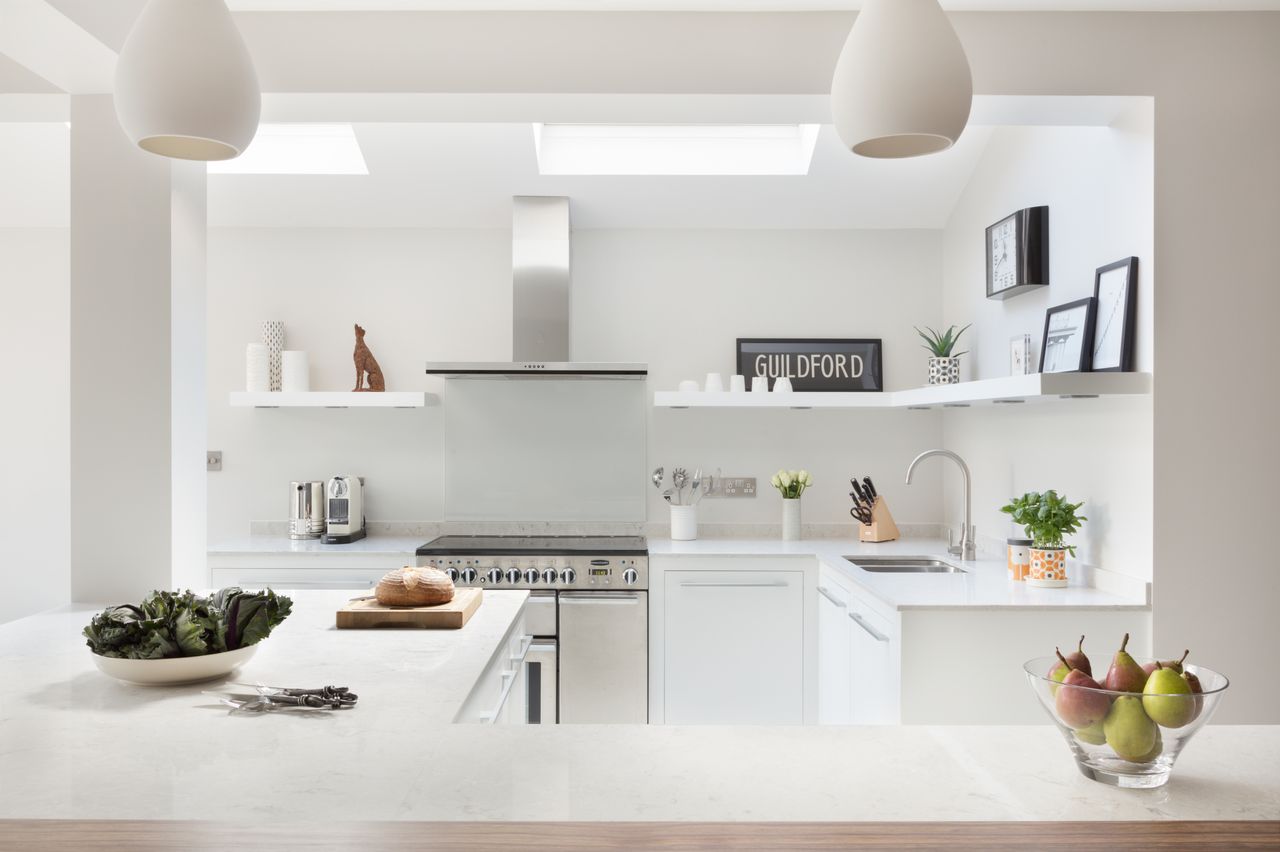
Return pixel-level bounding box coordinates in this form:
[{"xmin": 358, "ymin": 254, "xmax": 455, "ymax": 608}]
[{"xmin": 426, "ymin": 196, "xmax": 646, "ymax": 379}]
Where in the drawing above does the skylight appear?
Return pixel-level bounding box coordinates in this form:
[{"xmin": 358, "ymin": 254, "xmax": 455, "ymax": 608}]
[
  {"xmin": 207, "ymin": 124, "xmax": 369, "ymax": 175},
  {"xmin": 532, "ymin": 124, "xmax": 821, "ymax": 176}
]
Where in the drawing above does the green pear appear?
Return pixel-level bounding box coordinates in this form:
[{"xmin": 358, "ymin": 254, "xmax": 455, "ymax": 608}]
[
  {"xmin": 1074, "ymin": 719, "xmax": 1106, "ymax": 746},
  {"xmin": 1134, "ymin": 727, "xmax": 1164, "ymax": 763},
  {"xmin": 1104, "ymin": 633, "xmax": 1148, "ymax": 693},
  {"xmin": 1142, "ymin": 649, "xmax": 1190, "ymax": 680},
  {"xmin": 1104, "ymin": 695, "xmax": 1158, "ymax": 762},
  {"xmin": 1144, "ymin": 662, "xmax": 1196, "ymax": 728}
]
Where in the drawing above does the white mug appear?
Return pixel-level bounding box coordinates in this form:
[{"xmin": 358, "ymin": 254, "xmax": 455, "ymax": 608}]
[
  {"xmin": 678, "ymin": 379, "xmax": 700, "ymax": 393},
  {"xmin": 729, "ymin": 374, "xmax": 747, "ymax": 393},
  {"xmin": 705, "ymin": 372, "xmax": 725, "ymax": 393},
  {"xmin": 773, "ymin": 376, "xmax": 793, "ymax": 393},
  {"xmin": 751, "ymin": 376, "xmax": 769, "ymax": 394}
]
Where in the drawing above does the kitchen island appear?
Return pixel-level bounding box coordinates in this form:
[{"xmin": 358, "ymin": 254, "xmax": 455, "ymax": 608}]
[{"xmin": 1, "ymin": 591, "xmax": 1276, "ymax": 829}]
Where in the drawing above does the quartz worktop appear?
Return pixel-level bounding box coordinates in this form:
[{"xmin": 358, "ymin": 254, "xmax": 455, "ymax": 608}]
[
  {"xmin": 0, "ymin": 592, "xmax": 1273, "ymax": 823},
  {"xmin": 208, "ymin": 534, "xmax": 428, "ymax": 556},
  {"xmin": 649, "ymin": 537, "xmax": 1150, "ymax": 611}
]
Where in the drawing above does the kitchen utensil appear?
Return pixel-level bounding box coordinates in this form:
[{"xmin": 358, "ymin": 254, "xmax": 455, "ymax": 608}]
[
  {"xmin": 213, "ymin": 684, "xmax": 358, "ymax": 710},
  {"xmin": 651, "ymin": 467, "xmax": 664, "ymax": 491},
  {"xmin": 850, "ymin": 478, "xmax": 868, "ymax": 504},
  {"xmin": 705, "ymin": 373, "xmax": 725, "ymax": 393},
  {"xmin": 289, "ymin": 480, "xmax": 326, "ymax": 540},
  {"xmin": 663, "ymin": 489, "xmax": 674, "ymax": 503},
  {"xmin": 690, "ymin": 467, "xmax": 703, "ymax": 503},
  {"xmin": 751, "ymin": 376, "xmax": 768, "ymax": 393},
  {"xmin": 230, "ymin": 683, "xmax": 359, "ymax": 702},
  {"xmin": 850, "ymin": 503, "xmax": 872, "ymax": 525},
  {"xmin": 729, "ymin": 375, "xmax": 747, "ymax": 393},
  {"xmin": 336, "ymin": 588, "xmax": 483, "ymax": 629},
  {"xmin": 863, "ymin": 476, "xmax": 878, "ymax": 499},
  {"xmin": 322, "ymin": 475, "xmax": 366, "ymax": 544},
  {"xmin": 773, "ymin": 376, "xmax": 793, "ymax": 393},
  {"xmin": 678, "ymin": 379, "xmax": 699, "ymax": 393},
  {"xmin": 672, "ymin": 467, "xmax": 688, "ymax": 504}
]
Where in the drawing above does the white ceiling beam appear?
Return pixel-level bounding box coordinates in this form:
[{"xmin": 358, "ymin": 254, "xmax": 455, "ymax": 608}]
[{"xmin": 0, "ymin": 0, "xmax": 116, "ymax": 93}]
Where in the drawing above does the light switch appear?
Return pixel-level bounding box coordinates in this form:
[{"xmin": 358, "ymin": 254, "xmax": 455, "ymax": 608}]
[{"xmin": 207, "ymin": 451, "xmax": 223, "ymax": 472}]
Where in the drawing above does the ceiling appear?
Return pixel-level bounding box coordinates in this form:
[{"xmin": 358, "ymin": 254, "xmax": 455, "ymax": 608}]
[
  {"xmin": 222, "ymin": 1, "xmax": 1280, "ymax": 8},
  {"xmin": 204, "ymin": 122, "xmax": 993, "ymax": 229}
]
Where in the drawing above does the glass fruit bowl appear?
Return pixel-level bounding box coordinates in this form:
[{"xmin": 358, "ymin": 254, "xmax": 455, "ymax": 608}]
[{"xmin": 1024, "ymin": 655, "xmax": 1229, "ymax": 788}]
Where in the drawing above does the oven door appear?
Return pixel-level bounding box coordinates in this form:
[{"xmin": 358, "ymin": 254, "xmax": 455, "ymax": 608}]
[{"xmin": 557, "ymin": 591, "xmax": 648, "ymax": 724}]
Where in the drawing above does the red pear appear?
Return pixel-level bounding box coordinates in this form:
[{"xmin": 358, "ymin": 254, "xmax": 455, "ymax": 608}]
[
  {"xmin": 1104, "ymin": 633, "xmax": 1148, "ymax": 693},
  {"xmin": 1053, "ymin": 649, "xmax": 1112, "ymax": 729},
  {"xmin": 1063, "ymin": 635, "xmax": 1092, "ymax": 677}
]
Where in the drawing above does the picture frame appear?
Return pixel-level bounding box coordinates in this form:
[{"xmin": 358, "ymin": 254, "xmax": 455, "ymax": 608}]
[
  {"xmin": 1010, "ymin": 334, "xmax": 1032, "ymax": 376},
  {"xmin": 736, "ymin": 338, "xmax": 883, "ymax": 392},
  {"xmin": 1090, "ymin": 257, "xmax": 1139, "ymax": 372},
  {"xmin": 1039, "ymin": 298, "xmax": 1096, "ymax": 374},
  {"xmin": 985, "ymin": 206, "xmax": 1049, "ymax": 300}
]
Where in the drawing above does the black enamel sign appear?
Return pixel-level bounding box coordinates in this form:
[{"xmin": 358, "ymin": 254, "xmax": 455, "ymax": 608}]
[{"xmin": 736, "ymin": 338, "xmax": 883, "ymax": 392}]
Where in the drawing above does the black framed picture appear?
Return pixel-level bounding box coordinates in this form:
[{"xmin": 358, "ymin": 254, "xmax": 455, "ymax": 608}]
[
  {"xmin": 1090, "ymin": 257, "xmax": 1139, "ymax": 372},
  {"xmin": 736, "ymin": 338, "xmax": 883, "ymax": 392},
  {"xmin": 986, "ymin": 206, "xmax": 1049, "ymax": 300},
  {"xmin": 1039, "ymin": 298, "xmax": 1096, "ymax": 374}
]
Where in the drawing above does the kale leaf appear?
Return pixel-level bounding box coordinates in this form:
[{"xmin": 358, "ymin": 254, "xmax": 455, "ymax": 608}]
[{"xmin": 83, "ymin": 588, "xmax": 293, "ymax": 659}]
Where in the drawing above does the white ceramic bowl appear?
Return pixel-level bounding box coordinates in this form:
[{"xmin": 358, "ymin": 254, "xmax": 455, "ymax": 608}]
[{"xmin": 91, "ymin": 645, "xmax": 258, "ymax": 686}]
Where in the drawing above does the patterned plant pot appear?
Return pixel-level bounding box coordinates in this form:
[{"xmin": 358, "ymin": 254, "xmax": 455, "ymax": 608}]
[
  {"xmin": 928, "ymin": 356, "xmax": 960, "ymax": 385},
  {"xmin": 1028, "ymin": 546, "xmax": 1068, "ymax": 588}
]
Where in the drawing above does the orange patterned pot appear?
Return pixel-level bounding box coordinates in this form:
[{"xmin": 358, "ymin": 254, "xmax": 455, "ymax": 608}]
[{"xmin": 1028, "ymin": 547, "xmax": 1068, "ymax": 588}]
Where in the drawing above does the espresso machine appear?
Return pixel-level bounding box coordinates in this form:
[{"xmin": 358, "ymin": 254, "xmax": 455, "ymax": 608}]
[
  {"xmin": 289, "ymin": 481, "xmax": 326, "ymax": 540},
  {"xmin": 322, "ymin": 475, "xmax": 366, "ymax": 544}
]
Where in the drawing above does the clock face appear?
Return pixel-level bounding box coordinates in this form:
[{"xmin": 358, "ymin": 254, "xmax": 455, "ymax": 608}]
[{"xmin": 990, "ymin": 216, "xmax": 1018, "ymax": 292}]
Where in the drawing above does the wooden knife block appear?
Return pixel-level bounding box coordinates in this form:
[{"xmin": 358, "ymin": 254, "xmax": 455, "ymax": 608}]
[{"xmin": 858, "ymin": 496, "xmax": 900, "ymax": 543}]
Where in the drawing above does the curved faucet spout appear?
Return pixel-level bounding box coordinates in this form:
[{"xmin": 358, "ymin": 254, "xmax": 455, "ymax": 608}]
[{"xmin": 905, "ymin": 449, "xmax": 975, "ymax": 560}]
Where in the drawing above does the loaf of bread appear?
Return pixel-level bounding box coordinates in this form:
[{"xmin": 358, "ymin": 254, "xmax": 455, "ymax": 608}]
[{"xmin": 375, "ymin": 565, "xmax": 455, "ymax": 607}]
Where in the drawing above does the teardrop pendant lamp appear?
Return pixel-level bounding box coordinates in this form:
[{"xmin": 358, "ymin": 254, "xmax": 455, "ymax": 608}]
[
  {"xmin": 830, "ymin": 0, "xmax": 972, "ymax": 159},
  {"xmin": 114, "ymin": 0, "xmax": 261, "ymax": 161}
]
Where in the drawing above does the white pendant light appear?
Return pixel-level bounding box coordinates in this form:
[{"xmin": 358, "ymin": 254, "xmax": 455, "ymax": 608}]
[
  {"xmin": 830, "ymin": 0, "xmax": 972, "ymax": 159},
  {"xmin": 114, "ymin": 0, "xmax": 260, "ymax": 161}
]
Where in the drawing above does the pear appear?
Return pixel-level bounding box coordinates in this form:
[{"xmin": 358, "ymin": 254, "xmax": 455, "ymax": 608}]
[
  {"xmin": 1135, "ymin": 727, "xmax": 1164, "ymax": 763},
  {"xmin": 1142, "ymin": 649, "xmax": 1190, "ymax": 679},
  {"xmin": 1144, "ymin": 662, "xmax": 1196, "ymax": 728},
  {"xmin": 1053, "ymin": 650, "xmax": 1111, "ymax": 729},
  {"xmin": 1182, "ymin": 662, "xmax": 1206, "ymax": 723},
  {"xmin": 1103, "ymin": 695, "xmax": 1158, "ymax": 762},
  {"xmin": 1062, "ymin": 635, "xmax": 1092, "ymax": 677},
  {"xmin": 1104, "ymin": 633, "xmax": 1148, "ymax": 693},
  {"xmin": 1074, "ymin": 719, "xmax": 1107, "ymax": 746}
]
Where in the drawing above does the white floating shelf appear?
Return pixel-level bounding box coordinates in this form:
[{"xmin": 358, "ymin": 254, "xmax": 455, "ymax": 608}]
[
  {"xmin": 654, "ymin": 373, "xmax": 1151, "ymax": 410},
  {"xmin": 230, "ymin": 391, "xmax": 432, "ymax": 409}
]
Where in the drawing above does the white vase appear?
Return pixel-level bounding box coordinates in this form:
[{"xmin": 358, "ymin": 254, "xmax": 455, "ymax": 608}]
[
  {"xmin": 261, "ymin": 320, "xmax": 285, "ymax": 392},
  {"xmin": 781, "ymin": 498, "xmax": 801, "ymax": 541},
  {"xmin": 281, "ymin": 350, "xmax": 309, "ymax": 393},
  {"xmin": 245, "ymin": 343, "xmax": 269, "ymax": 392},
  {"xmin": 670, "ymin": 505, "xmax": 698, "ymax": 541}
]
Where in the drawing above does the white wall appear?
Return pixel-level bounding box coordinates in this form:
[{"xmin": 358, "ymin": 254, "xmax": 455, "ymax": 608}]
[
  {"xmin": 206, "ymin": 227, "xmax": 945, "ymax": 538},
  {"xmin": 0, "ymin": 229, "xmax": 69, "ymax": 623},
  {"xmin": 938, "ymin": 115, "xmax": 1155, "ymax": 581}
]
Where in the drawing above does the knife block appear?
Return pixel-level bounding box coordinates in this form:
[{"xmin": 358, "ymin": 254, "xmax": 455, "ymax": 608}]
[{"xmin": 858, "ymin": 496, "xmax": 900, "ymax": 543}]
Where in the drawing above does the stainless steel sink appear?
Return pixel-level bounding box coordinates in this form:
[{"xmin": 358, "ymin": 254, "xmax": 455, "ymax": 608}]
[{"xmin": 843, "ymin": 556, "xmax": 967, "ymax": 574}]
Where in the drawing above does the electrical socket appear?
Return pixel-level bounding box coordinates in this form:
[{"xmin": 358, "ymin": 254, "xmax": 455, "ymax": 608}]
[
  {"xmin": 207, "ymin": 451, "xmax": 223, "ymax": 472},
  {"xmin": 710, "ymin": 476, "xmax": 756, "ymax": 498}
]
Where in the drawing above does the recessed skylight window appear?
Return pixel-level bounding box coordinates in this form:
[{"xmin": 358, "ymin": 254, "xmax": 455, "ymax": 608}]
[
  {"xmin": 532, "ymin": 123, "xmax": 820, "ymax": 176},
  {"xmin": 207, "ymin": 124, "xmax": 368, "ymax": 175}
]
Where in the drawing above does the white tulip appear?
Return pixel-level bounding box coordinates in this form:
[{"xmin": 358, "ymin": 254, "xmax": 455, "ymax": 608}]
[
  {"xmin": 779, "ymin": 471, "xmax": 793, "ymax": 488},
  {"xmin": 798, "ymin": 469, "xmax": 810, "ymax": 485},
  {"xmin": 770, "ymin": 473, "xmax": 782, "ymax": 488}
]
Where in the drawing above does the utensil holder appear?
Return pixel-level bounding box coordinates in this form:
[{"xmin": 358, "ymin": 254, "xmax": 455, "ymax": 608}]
[
  {"xmin": 858, "ymin": 496, "xmax": 900, "ymax": 543},
  {"xmin": 670, "ymin": 505, "xmax": 698, "ymax": 541}
]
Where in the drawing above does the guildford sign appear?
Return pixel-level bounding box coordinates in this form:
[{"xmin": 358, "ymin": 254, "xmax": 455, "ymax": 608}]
[{"xmin": 736, "ymin": 338, "xmax": 884, "ymax": 392}]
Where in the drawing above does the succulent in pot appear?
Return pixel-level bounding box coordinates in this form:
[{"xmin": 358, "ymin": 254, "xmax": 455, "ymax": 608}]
[
  {"xmin": 1001, "ymin": 490, "xmax": 1085, "ymax": 587},
  {"xmin": 915, "ymin": 324, "xmax": 970, "ymax": 385}
]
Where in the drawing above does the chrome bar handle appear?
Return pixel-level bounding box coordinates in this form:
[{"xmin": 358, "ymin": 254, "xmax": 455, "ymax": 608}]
[{"xmin": 848, "ymin": 611, "xmax": 889, "ymax": 643}]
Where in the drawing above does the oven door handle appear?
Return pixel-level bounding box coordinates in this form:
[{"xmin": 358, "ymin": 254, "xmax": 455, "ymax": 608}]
[{"xmin": 558, "ymin": 592, "xmax": 642, "ymax": 603}]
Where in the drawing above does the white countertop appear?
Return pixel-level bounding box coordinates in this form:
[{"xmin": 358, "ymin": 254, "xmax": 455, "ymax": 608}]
[
  {"xmin": 649, "ymin": 537, "xmax": 1150, "ymax": 611},
  {"xmin": 209, "ymin": 534, "xmax": 428, "ymax": 555},
  {"xmin": 0, "ymin": 593, "xmax": 1273, "ymax": 822}
]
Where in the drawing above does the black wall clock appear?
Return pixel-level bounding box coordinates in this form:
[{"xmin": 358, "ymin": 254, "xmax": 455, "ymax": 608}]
[{"xmin": 986, "ymin": 205, "xmax": 1049, "ymax": 300}]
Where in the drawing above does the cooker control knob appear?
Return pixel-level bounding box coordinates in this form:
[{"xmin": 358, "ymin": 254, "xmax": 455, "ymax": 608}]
[
  {"xmin": 443, "ymin": 567, "xmax": 460, "ymax": 582},
  {"xmin": 485, "ymin": 568, "xmax": 503, "ymax": 585},
  {"xmin": 541, "ymin": 568, "xmax": 558, "ymax": 585},
  {"xmin": 459, "ymin": 568, "xmax": 477, "ymax": 584},
  {"xmin": 524, "ymin": 568, "xmax": 540, "ymax": 584},
  {"xmin": 505, "ymin": 568, "xmax": 521, "ymax": 584},
  {"xmin": 623, "ymin": 568, "xmax": 639, "ymax": 585},
  {"xmin": 560, "ymin": 567, "xmax": 577, "ymax": 585}
]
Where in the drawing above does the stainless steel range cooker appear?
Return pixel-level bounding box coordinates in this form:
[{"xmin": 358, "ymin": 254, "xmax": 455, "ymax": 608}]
[{"xmin": 415, "ymin": 535, "xmax": 648, "ymax": 725}]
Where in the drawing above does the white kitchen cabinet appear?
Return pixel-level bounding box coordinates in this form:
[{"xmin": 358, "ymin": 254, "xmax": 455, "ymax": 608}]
[
  {"xmin": 817, "ymin": 565, "xmax": 900, "ymax": 725},
  {"xmin": 816, "ymin": 580, "xmax": 852, "ymax": 724},
  {"xmin": 660, "ymin": 566, "xmax": 806, "ymax": 724}
]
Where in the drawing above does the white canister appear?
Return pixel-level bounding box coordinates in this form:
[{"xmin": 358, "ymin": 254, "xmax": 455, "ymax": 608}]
[
  {"xmin": 670, "ymin": 505, "xmax": 698, "ymax": 541},
  {"xmin": 678, "ymin": 379, "xmax": 700, "ymax": 393},
  {"xmin": 729, "ymin": 374, "xmax": 747, "ymax": 393},
  {"xmin": 245, "ymin": 343, "xmax": 269, "ymax": 392},
  {"xmin": 261, "ymin": 321, "xmax": 285, "ymax": 392},
  {"xmin": 773, "ymin": 376, "xmax": 793, "ymax": 394},
  {"xmin": 281, "ymin": 350, "xmax": 310, "ymax": 393},
  {"xmin": 751, "ymin": 376, "xmax": 769, "ymax": 393},
  {"xmin": 781, "ymin": 498, "xmax": 801, "ymax": 541},
  {"xmin": 704, "ymin": 372, "xmax": 725, "ymax": 393}
]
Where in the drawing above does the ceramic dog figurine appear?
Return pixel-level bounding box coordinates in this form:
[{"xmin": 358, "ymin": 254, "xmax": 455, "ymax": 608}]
[{"xmin": 352, "ymin": 324, "xmax": 386, "ymax": 392}]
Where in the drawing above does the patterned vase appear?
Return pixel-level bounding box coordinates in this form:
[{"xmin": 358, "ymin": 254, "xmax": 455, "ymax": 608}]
[
  {"xmin": 261, "ymin": 321, "xmax": 285, "ymax": 392},
  {"xmin": 1028, "ymin": 546, "xmax": 1068, "ymax": 588},
  {"xmin": 927, "ymin": 356, "xmax": 960, "ymax": 385}
]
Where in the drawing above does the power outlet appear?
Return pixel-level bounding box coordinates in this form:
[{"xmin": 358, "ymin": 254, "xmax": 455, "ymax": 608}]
[
  {"xmin": 712, "ymin": 476, "xmax": 756, "ymax": 498},
  {"xmin": 207, "ymin": 451, "xmax": 223, "ymax": 472}
]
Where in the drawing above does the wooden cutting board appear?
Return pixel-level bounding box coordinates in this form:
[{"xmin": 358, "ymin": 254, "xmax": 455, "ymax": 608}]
[{"xmin": 336, "ymin": 588, "xmax": 482, "ymax": 630}]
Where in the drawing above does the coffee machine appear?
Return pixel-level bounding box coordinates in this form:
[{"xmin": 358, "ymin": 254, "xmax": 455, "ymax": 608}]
[{"xmin": 322, "ymin": 475, "xmax": 366, "ymax": 543}]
